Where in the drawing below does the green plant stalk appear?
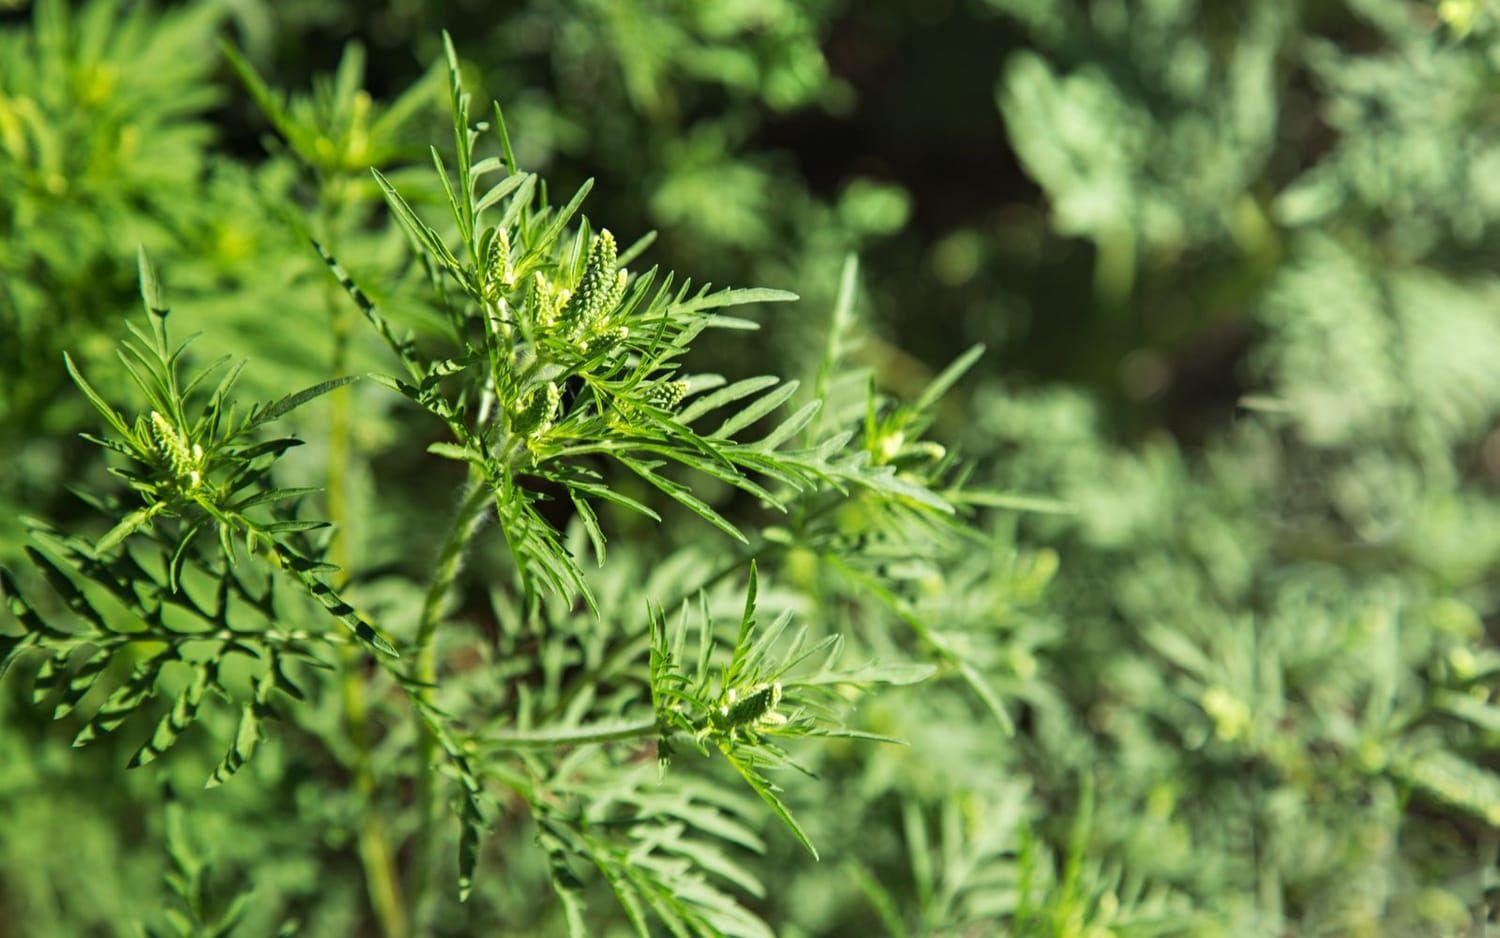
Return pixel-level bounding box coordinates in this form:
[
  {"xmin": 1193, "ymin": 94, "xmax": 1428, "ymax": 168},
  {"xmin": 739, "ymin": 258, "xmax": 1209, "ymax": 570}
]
[
  {"xmin": 414, "ymin": 474, "xmax": 492, "ymax": 657},
  {"xmin": 407, "ymin": 471, "xmax": 491, "ymax": 919},
  {"xmin": 343, "ymin": 673, "xmax": 407, "ymax": 938},
  {"xmin": 406, "ymin": 369, "xmax": 502, "ymax": 917},
  {"xmin": 318, "ymin": 198, "xmax": 409, "ymax": 938}
]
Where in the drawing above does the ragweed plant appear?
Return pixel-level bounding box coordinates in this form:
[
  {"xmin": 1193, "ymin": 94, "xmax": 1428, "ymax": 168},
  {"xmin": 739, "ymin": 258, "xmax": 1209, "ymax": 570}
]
[
  {"xmin": 1, "ymin": 251, "xmax": 390, "ymax": 789},
  {"xmin": 644, "ymin": 562, "xmax": 933, "ymax": 857},
  {"xmin": 324, "ymin": 38, "xmax": 950, "ymax": 611},
  {"xmin": 0, "ymin": 36, "xmax": 986, "ymax": 938}
]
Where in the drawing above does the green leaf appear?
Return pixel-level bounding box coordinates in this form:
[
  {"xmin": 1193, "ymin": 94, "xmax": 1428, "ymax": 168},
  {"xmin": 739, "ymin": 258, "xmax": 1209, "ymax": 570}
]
[
  {"xmin": 373, "ymin": 168, "xmax": 462, "ymax": 270},
  {"xmin": 137, "ymin": 246, "xmax": 168, "ymax": 322},
  {"xmin": 533, "ymin": 178, "xmax": 595, "ymax": 254},
  {"xmin": 679, "ymin": 376, "xmax": 780, "ymax": 424},
  {"xmin": 474, "ymin": 172, "xmax": 528, "ymax": 216},
  {"xmin": 720, "ymin": 746, "xmax": 818, "ymax": 859},
  {"xmin": 96, "ymin": 506, "xmax": 157, "ymax": 554},
  {"xmin": 753, "ymin": 400, "xmax": 821, "ymax": 451},
  {"xmin": 51, "ymin": 649, "xmax": 113, "ymax": 720},
  {"xmin": 428, "ymin": 441, "xmax": 483, "ymax": 464},
  {"xmin": 1435, "ymin": 691, "xmax": 1500, "ymax": 734},
  {"xmin": 956, "ymin": 491, "xmax": 1073, "ymax": 514},
  {"xmin": 712, "ymin": 381, "xmax": 799, "ymax": 440},
  {"xmin": 671, "ymin": 287, "xmax": 799, "ymax": 315},
  {"xmin": 220, "ymin": 39, "xmax": 303, "ymax": 149},
  {"xmin": 571, "ymin": 493, "xmax": 607, "ymax": 566},
  {"xmin": 457, "ymin": 786, "xmax": 484, "ymax": 902},
  {"xmin": 243, "ymin": 375, "xmax": 360, "ymax": 434},
  {"xmin": 1394, "ymin": 747, "xmax": 1500, "ymax": 826},
  {"xmin": 229, "ymin": 487, "xmax": 322, "ymax": 511},
  {"xmin": 266, "ymin": 540, "xmax": 399, "ymax": 657},
  {"xmin": 63, "ymin": 353, "xmax": 131, "ymax": 439},
  {"xmin": 491, "ymin": 98, "xmax": 519, "ymax": 173},
  {"xmin": 74, "ymin": 654, "xmax": 170, "ymax": 747},
  {"xmin": 206, "ymin": 703, "xmax": 262, "ymax": 789},
  {"xmin": 617, "ymin": 458, "xmax": 747, "ymax": 544},
  {"xmin": 912, "ymin": 344, "xmax": 984, "ymax": 414},
  {"xmin": 130, "ymin": 663, "xmax": 212, "ymax": 768},
  {"xmin": 261, "ymin": 520, "xmax": 332, "ymax": 534}
]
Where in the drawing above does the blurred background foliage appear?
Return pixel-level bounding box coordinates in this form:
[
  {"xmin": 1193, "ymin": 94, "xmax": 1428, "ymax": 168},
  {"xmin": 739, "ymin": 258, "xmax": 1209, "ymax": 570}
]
[{"xmin": 8, "ymin": 0, "xmax": 1500, "ymax": 934}]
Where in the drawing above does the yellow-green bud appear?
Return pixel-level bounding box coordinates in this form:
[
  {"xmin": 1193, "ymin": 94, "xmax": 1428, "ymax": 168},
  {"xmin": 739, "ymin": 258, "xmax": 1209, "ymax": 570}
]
[
  {"xmin": 582, "ymin": 325, "xmax": 629, "ymax": 355},
  {"xmin": 149, "ymin": 411, "xmax": 203, "ymax": 488},
  {"xmin": 645, "ymin": 380, "xmax": 689, "ymax": 410},
  {"xmin": 1200, "ymin": 686, "xmax": 1250, "ymax": 742},
  {"xmin": 874, "ymin": 430, "xmax": 905, "ymax": 465},
  {"xmin": 483, "ymin": 228, "xmax": 512, "ymax": 299},
  {"xmin": 721, "ymin": 682, "xmax": 784, "ymax": 729},
  {"xmin": 560, "ymin": 230, "xmax": 619, "ymax": 331},
  {"xmin": 528, "ymin": 272, "xmax": 569, "ymax": 329}
]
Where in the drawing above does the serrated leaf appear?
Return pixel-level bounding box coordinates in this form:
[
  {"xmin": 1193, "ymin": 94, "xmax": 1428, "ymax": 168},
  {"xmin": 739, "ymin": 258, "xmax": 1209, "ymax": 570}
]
[
  {"xmin": 720, "ymin": 746, "xmax": 817, "ymax": 859},
  {"xmin": 618, "ymin": 458, "xmax": 746, "ymax": 544},
  {"xmin": 51, "ymin": 648, "xmax": 114, "ymax": 719}
]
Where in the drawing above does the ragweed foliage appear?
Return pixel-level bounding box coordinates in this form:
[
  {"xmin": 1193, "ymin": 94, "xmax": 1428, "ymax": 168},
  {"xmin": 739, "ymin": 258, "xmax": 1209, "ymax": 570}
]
[
  {"xmin": 0, "ymin": 251, "xmax": 395, "ymax": 790},
  {"xmin": 647, "ymin": 563, "xmax": 934, "ymax": 857},
  {"xmin": 322, "ymin": 37, "xmax": 957, "ymax": 612},
  {"xmin": 0, "ymin": 33, "xmax": 986, "ymax": 938}
]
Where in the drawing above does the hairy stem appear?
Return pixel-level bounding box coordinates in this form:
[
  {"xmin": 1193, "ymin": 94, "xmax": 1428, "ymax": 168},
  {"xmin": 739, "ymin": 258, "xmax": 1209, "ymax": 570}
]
[
  {"xmin": 407, "ymin": 471, "xmax": 491, "ymax": 920},
  {"xmin": 414, "ymin": 474, "xmax": 492, "ymax": 657}
]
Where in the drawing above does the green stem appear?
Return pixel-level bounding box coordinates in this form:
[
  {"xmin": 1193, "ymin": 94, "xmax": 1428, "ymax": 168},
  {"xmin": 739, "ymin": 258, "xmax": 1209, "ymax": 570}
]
[
  {"xmin": 407, "ymin": 471, "xmax": 492, "ymax": 920},
  {"xmin": 414, "ymin": 474, "xmax": 492, "ymax": 658},
  {"xmin": 319, "ymin": 197, "xmax": 409, "ymax": 938},
  {"xmin": 343, "ymin": 669, "xmax": 407, "ymax": 938}
]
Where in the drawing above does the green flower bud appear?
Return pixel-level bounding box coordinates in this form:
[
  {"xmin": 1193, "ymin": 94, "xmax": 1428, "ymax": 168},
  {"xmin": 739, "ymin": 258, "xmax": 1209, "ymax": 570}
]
[
  {"xmin": 559, "ymin": 229, "xmax": 619, "ymax": 331},
  {"xmin": 582, "ymin": 325, "xmax": 629, "ymax": 355},
  {"xmin": 149, "ymin": 411, "xmax": 203, "ymax": 488},
  {"xmin": 645, "ymin": 380, "xmax": 688, "ymax": 410},
  {"xmin": 511, "ymin": 382, "xmax": 560, "ymax": 439},
  {"xmin": 482, "ymin": 228, "xmax": 512, "ymax": 299},
  {"xmin": 528, "ymin": 272, "xmax": 568, "ymax": 329},
  {"xmin": 720, "ymin": 682, "xmax": 784, "ymax": 730}
]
